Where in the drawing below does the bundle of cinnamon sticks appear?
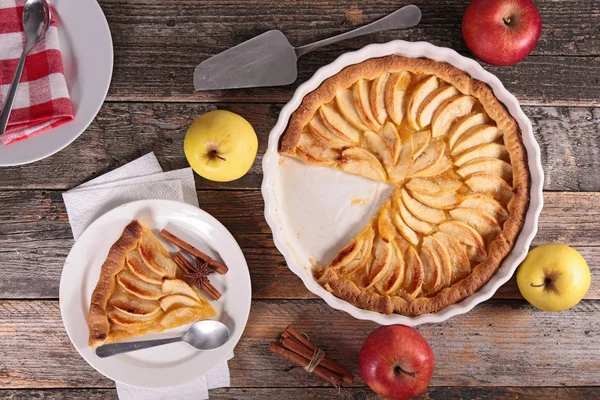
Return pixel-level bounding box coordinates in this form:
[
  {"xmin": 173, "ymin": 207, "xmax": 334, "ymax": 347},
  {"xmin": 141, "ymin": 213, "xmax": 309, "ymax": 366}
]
[
  {"xmin": 270, "ymin": 325, "xmax": 354, "ymax": 387},
  {"xmin": 160, "ymin": 229, "xmax": 228, "ymax": 300}
]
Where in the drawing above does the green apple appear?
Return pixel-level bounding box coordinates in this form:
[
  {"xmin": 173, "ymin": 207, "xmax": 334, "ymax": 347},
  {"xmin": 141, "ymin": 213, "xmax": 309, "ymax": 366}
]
[
  {"xmin": 517, "ymin": 244, "xmax": 590, "ymax": 312},
  {"xmin": 184, "ymin": 110, "xmax": 258, "ymax": 182}
]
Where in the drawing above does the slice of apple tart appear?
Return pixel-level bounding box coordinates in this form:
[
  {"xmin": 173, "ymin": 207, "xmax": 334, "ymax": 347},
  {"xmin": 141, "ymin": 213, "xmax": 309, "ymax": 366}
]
[
  {"xmin": 280, "ymin": 56, "xmax": 530, "ymax": 316},
  {"xmin": 88, "ymin": 220, "xmax": 216, "ymax": 347}
]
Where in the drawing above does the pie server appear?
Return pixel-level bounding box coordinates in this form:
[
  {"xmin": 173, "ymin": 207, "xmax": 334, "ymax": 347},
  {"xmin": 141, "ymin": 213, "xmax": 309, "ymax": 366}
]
[{"xmin": 193, "ymin": 5, "xmax": 421, "ymax": 91}]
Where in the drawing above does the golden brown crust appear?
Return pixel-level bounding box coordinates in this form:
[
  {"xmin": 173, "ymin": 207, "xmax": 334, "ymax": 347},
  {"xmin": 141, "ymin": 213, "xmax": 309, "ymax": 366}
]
[
  {"xmin": 282, "ymin": 55, "xmax": 531, "ymax": 316},
  {"xmin": 88, "ymin": 220, "xmax": 144, "ymax": 347}
]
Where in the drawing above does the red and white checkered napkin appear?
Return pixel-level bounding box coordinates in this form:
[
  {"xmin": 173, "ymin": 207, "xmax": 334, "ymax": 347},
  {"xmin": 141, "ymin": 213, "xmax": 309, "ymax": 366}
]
[{"xmin": 0, "ymin": 0, "xmax": 73, "ymax": 146}]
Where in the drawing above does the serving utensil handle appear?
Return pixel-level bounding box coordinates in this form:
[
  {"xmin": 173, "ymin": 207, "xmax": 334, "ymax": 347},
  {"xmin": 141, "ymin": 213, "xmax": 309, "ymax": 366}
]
[
  {"xmin": 95, "ymin": 336, "xmax": 183, "ymax": 358},
  {"xmin": 294, "ymin": 5, "xmax": 421, "ymax": 58},
  {"xmin": 0, "ymin": 51, "xmax": 28, "ymax": 136}
]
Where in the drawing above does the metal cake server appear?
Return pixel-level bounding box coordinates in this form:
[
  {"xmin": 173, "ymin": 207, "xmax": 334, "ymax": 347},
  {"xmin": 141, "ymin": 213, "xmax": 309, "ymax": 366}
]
[{"xmin": 194, "ymin": 5, "xmax": 421, "ymax": 91}]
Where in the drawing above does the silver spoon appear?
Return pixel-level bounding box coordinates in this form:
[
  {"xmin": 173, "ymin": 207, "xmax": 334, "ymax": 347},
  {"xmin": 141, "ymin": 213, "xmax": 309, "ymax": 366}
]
[
  {"xmin": 95, "ymin": 320, "xmax": 231, "ymax": 358},
  {"xmin": 0, "ymin": 0, "xmax": 51, "ymax": 136}
]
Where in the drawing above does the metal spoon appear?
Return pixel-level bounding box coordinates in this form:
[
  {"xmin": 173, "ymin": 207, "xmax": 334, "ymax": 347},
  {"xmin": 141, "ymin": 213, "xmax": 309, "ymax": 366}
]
[
  {"xmin": 0, "ymin": 0, "xmax": 51, "ymax": 136},
  {"xmin": 95, "ymin": 320, "xmax": 231, "ymax": 358}
]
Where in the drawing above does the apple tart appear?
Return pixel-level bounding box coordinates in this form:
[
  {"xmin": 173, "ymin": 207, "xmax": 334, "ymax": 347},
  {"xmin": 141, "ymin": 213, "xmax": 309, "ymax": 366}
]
[
  {"xmin": 280, "ymin": 56, "xmax": 530, "ymax": 316},
  {"xmin": 88, "ymin": 220, "xmax": 216, "ymax": 347}
]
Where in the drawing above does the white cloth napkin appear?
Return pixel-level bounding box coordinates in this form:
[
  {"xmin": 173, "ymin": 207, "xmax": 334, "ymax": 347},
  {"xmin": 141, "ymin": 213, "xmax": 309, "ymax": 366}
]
[{"xmin": 62, "ymin": 152, "xmax": 232, "ymax": 399}]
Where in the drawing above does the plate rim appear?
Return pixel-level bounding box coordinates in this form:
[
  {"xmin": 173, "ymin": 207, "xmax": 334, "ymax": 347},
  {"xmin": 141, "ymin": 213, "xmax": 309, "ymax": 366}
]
[
  {"xmin": 59, "ymin": 199, "xmax": 251, "ymax": 388},
  {"xmin": 261, "ymin": 40, "xmax": 544, "ymax": 326},
  {"xmin": 0, "ymin": 0, "xmax": 114, "ymax": 166}
]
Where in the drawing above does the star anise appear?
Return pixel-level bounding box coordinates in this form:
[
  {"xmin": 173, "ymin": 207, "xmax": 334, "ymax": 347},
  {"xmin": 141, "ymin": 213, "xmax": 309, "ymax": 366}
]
[{"xmin": 184, "ymin": 258, "xmax": 214, "ymax": 290}]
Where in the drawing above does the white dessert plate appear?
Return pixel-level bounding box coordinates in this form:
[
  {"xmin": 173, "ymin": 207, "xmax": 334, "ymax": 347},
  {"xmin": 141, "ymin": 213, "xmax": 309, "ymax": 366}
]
[
  {"xmin": 262, "ymin": 40, "xmax": 544, "ymax": 326},
  {"xmin": 0, "ymin": 0, "xmax": 113, "ymax": 166},
  {"xmin": 60, "ymin": 199, "xmax": 251, "ymax": 388}
]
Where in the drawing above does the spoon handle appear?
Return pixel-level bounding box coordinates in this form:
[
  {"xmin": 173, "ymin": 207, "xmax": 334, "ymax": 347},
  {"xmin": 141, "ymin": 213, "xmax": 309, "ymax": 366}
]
[
  {"xmin": 0, "ymin": 49, "xmax": 29, "ymax": 136},
  {"xmin": 294, "ymin": 5, "xmax": 422, "ymax": 58},
  {"xmin": 95, "ymin": 336, "xmax": 183, "ymax": 358}
]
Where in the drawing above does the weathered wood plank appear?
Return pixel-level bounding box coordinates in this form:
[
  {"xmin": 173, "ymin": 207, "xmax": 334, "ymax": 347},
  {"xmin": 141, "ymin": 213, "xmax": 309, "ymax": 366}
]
[
  {"xmin": 98, "ymin": 0, "xmax": 600, "ymax": 104},
  {"xmin": 0, "ymin": 299, "xmax": 598, "ymax": 388},
  {"xmin": 0, "ymin": 190, "xmax": 598, "ymax": 299},
  {"xmin": 0, "ymin": 104, "xmax": 598, "ymax": 191},
  {"xmin": 2, "ymin": 386, "xmax": 600, "ymax": 400}
]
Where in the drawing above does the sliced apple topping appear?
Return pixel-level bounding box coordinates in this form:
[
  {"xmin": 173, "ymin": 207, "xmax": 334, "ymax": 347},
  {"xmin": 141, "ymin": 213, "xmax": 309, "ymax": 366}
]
[
  {"xmin": 308, "ymin": 113, "xmax": 352, "ymax": 148},
  {"xmin": 403, "ymin": 246, "xmax": 423, "ymax": 297},
  {"xmin": 417, "ymin": 155, "xmax": 452, "ymax": 178},
  {"xmin": 375, "ymin": 240, "xmax": 405, "ymax": 295},
  {"xmin": 408, "ymin": 140, "xmax": 446, "ymax": 178},
  {"xmin": 332, "ymin": 225, "xmax": 375, "ymax": 276},
  {"xmin": 364, "ymin": 130, "xmax": 394, "ymax": 169},
  {"xmin": 423, "ymin": 235, "xmax": 452, "ymax": 289},
  {"xmin": 460, "ymin": 194, "xmax": 509, "ymax": 222},
  {"xmin": 127, "ymin": 250, "xmax": 164, "ymax": 285},
  {"xmin": 338, "ymin": 147, "xmax": 388, "ymax": 181},
  {"xmin": 451, "ymin": 125, "xmax": 503, "ymax": 156},
  {"xmin": 401, "ymin": 188, "xmax": 445, "ymax": 224},
  {"xmin": 160, "ymin": 306, "xmax": 216, "ymax": 330},
  {"xmin": 417, "ymin": 86, "xmax": 459, "ymax": 129},
  {"xmin": 406, "ymin": 177, "xmax": 462, "ymax": 196},
  {"xmin": 370, "ymin": 73, "xmax": 389, "ymax": 126},
  {"xmin": 377, "ymin": 202, "xmax": 397, "ymax": 242},
  {"xmin": 432, "ymin": 232, "xmax": 471, "ymax": 283},
  {"xmin": 437, "ymin": 221, "xmax": 487, "ymax": 262},
  {"xmin": 111, "ymin": 295, "xmax": 162, "ymax": 322},
  {"xmin": 392, "ymin": 211, "xmax": 420, "ymax": 246},
  {"xmin": 449, "ymin": 208, "xmax": 501, "ymax": 244},
  {"xmin": 365, "ymin": 236, "xmax": 393, "ymax": 289},
  {"xmin": 296, "ymin": 131, "xmax": 339, "ymax": 166},
  {"xmin": 159, "ymin": 294, "xmax": 201, "ymax": 313},
  {"xmin": 419, "ymin": 243, "xmax": 442, "ymax": 295},
  {"xmin": 335, "ymin": 89, "xmax": 370, "ymax": 131},
  {"xmin": 385, "ymin": 71, "xmax": 411, "ymax": 125},
  {"xmin": 465, "ymin": 173, "xmax": 514, "ymax": 204},
  {"xmin": 407, "ymin": 76, "xmax": 439, "ymax": 130},
  {"xmin": 457, "ymin": 158, "xmax": 513, "ymax": 181},
  {"xmin": 453, "ymin": 142, "xmax": 509, "ymax": 167},
  {"xmin": 379, "ymin": 122, "xmax": 402, "ymax": 163},
  {"xmin": 388, "ymin": 137, "xmax": 414, "ymax": 183},
  {"xmin": 394, "ymin": 190, "xmax": 433, "ymax": 235},
  {"xmin": 320, "ymin": 104, "xmax": 361, "ymax": 143},
  {"xmin": 162, "ymin": 278, "xmax": 201, "ymax": 302},
  {"xmin": 117, "ymin": 269, "xmax": 164, "ymax": 300},
  {"xmin": 412, "ymin": 130, "xmax": 432, "ymax": 159},
  {"xmin": 411, "ymin": 189, "xmax": 458, "ymax": 210},
  {"xmin": 431, "ymin": 95, "xmax": 477, "ymax": 138},
  {"xmin": 330, "ymin": 236, "xmax": 363, "ymax": 270},
  {"xmin": 448, "ymin": 112, "xmax": 491, "ymax": 149},
  {"xmin": 108, "ymin": 309, "xmax": 157, "ymax": 329},
  {"xmin": 353, "ymin": 79, "xmax": 381, "ymax": 132}
]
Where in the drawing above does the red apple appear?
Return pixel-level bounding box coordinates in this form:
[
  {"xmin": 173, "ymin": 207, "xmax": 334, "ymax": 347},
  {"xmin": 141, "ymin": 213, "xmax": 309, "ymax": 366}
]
[
  {"xmin": 462, "ymin": 0, "xmax": 542, "ymax": 66},
  {"xmin": 359, "ymin": 325, "xmax": 434, "ymax": 400}
]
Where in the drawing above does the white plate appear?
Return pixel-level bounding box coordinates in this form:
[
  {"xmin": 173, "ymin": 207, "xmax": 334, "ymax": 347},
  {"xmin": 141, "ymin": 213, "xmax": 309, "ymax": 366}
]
[
  {"xmin": 262, "ymin": 41, "xmax": 544, "ymax": 326},
  {"xmin": 0, "ymin": 0, "xmax": 113, "ymax": 166},
  {"xmin": 59, "ymin": 200, "xmax": 251, "ymax": 388}
]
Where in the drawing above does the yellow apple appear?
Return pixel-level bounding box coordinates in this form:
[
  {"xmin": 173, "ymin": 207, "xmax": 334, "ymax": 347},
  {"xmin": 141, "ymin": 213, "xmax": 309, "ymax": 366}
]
[
  {"xmin": 516, "ymin": 244, "xmax": 590, "ymax": 312},
  {"xmin": 184, "ymin": 110, "xmax": 258, "ymax": 182}
]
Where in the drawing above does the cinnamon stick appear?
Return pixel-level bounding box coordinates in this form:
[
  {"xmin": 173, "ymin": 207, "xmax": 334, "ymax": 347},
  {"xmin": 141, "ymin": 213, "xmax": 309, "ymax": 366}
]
[
  {"xmin": 173, "ymin": 253, "xmax": 222, "ymax": 300},
  {"xmin": 280, "ymin": 335, "xmax": 354, "ymax": 384},
  {"xmin": 269, "ymin": 342, "xmax": 342, "ymax": 387},
  {"xmin": 160, "ymin": 229, "xmax": 228, "ymax": 274}
]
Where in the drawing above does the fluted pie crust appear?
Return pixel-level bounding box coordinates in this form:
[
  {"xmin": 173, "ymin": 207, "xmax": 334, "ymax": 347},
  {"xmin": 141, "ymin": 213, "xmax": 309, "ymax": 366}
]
[
  {"xmin": 88, "ymin": 220, "xmax": 216, "ymax": 347},
  {"xmin": 280, "ymin": 56, "xmax": 530, "ymax": 316}
]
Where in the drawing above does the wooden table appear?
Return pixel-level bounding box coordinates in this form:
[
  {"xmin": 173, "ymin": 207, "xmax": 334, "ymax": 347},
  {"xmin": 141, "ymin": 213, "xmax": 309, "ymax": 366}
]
[{"xmin": 1, "ymin": 1, "xmax": 598, "ymax": 398}]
